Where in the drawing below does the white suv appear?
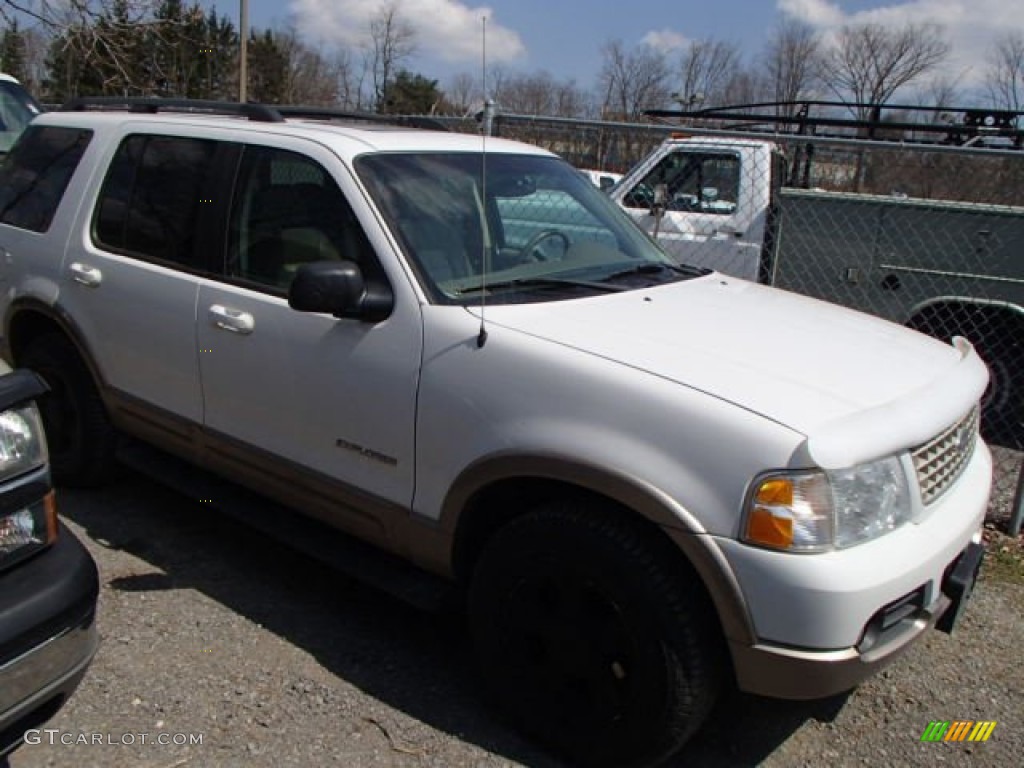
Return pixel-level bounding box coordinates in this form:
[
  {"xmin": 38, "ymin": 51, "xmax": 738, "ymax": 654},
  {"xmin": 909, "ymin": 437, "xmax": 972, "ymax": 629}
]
[{"xmin": 0, "ymin": 99, "xmax": 991, "ymax": 767}]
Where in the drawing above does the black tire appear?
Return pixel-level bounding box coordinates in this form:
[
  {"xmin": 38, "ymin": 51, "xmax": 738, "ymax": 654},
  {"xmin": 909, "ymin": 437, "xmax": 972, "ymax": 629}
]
[
  {"xmin": 909, "ymin": 311, "xmax": 1024, "ymax": 450},
  {"xmin": 20, "ymin": 333, "xmax": 119, "ymax": 486},
  {"xmin": 973, "ymin": 315, "xmax": 1024, "ymax": 450},
  {"xmin": 469, "ymin": 502, "xmax": 723, "ymax": 767}
]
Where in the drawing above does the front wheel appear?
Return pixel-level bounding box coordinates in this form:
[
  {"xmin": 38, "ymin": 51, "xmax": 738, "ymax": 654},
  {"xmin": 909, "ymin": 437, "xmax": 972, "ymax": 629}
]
[
  {"xmin": 20, "ymin": 333, "xmax": 119, "ymax": 486},
  {"xmin": 469, "ymin": 502, "xmax": 723, "ymax": 767}
]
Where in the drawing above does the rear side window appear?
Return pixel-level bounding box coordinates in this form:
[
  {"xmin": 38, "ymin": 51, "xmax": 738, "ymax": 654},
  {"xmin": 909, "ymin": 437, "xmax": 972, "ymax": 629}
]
[
  {"xmin": 94, "ymin": 134, "xmax": 218, "ymax": 268},
  {"xmin": 0, "ymin": 126, "xmax": 93, "ymax": 233}
]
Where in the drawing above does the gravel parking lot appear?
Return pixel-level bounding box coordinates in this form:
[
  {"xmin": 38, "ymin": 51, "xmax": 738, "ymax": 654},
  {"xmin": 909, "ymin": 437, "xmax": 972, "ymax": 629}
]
[{"xmin": 8, "ymin": 465, "xmax": 1023, "ymax": 768}]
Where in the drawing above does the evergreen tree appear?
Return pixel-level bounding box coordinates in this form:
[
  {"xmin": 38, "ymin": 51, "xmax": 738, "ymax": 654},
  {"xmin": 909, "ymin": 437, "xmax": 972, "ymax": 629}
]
[
  {"xmin": 93, "ymin": 0, "xmax": 147, "ymax": 95},
  {"xmin": 199, "ymin": 7, "xmax": 238, "ymax": 100},
  {"xmin": 247, "ymin": 29, "xmax": 287, "ymax": 103},
  {"xmin": 382, "ymin": 70, "xmax": 441, "ymax": 114},
  {"xmin": 44, "ymin": 26, "xmax": 103, "ymax": 102},
  {"xmin": 1, "ymin": 20, "xmax": 28, "ymax": 84}
]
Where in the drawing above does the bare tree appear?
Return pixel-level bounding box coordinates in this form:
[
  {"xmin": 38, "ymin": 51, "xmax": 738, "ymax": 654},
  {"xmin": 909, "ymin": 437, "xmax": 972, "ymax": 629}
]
[
  {"xmin": 986, "ymin": 31, "xmax": 1024, "ymax": 112},
  {"xmin": 333, "ymin": 48, "xmax": 364, "ymax": 110},
  {"xmin": 677, "ymin": 38, "xmax": 742, "ymax": 108},
  {"xmin": 367, "ymin": 1, "xmax": 416, "ymax": 112},
  {"xmin": 444, "ymin": 71, "xmax": 478, "ymax": 115},
  {"xmin": 763, "ymin": 19, "xmax": 821, "ymax": 117},
  {"xmin": 918, "ymin": 76, "xmax": 961, "ymax": 112},
  {"xmin": 597, "ymin": 39, "xmax": 670, "ymax": 118},
  {"xmin": 277, "ymin": 28, "xmax": 342, "ymax": 106},
  {"xmin": 819, "ymin": 21, "xmax": 951, "ymax": 118}
]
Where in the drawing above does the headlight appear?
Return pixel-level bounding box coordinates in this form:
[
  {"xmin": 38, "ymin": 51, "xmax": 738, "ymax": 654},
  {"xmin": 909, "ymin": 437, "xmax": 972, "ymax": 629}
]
[
  {"xmin": 743, "ymin": 456, "xmax": 912, "ymax": 552},
  {"xmin": 0, "ymin": 404, "xmax": 48, "ymax": 483},
  {"xmin": 0, "ymin": 493, "xmax": 58, "ymax": 568}
]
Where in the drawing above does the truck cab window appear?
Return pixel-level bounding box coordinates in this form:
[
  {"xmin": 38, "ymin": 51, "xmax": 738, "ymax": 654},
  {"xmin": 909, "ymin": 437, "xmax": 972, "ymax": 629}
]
[{"xmin": 624, "ymin": 151, "xmax": 739, "ymax": 215}]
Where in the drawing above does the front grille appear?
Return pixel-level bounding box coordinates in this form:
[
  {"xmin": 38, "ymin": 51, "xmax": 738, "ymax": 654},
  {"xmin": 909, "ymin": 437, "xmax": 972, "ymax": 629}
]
[{"xmin": 911, "ymin": 406, "xmax": 979, "ymax": 506}]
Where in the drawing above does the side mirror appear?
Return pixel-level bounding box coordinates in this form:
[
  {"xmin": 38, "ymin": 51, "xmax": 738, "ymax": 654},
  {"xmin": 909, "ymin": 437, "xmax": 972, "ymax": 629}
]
[{"xmin": 288, "ymin": 261, "xmax": 393, "ymax": 321}]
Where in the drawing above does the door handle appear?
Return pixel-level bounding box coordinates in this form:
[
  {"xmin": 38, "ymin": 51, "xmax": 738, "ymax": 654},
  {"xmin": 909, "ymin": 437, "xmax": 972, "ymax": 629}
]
[
  {"xmin": 209, "ymin": 304, "xmax": 255, "ymax": 335},
  {"xmin": 68, "ymin": 262, "xmax": 102, "ymax": 287}
]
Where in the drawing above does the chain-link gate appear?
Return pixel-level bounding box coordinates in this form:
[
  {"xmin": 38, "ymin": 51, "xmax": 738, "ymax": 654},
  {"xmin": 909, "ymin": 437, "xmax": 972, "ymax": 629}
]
[{"xmin": 433, "ymin": 111, "xmax": 1023, "ymax": 530}]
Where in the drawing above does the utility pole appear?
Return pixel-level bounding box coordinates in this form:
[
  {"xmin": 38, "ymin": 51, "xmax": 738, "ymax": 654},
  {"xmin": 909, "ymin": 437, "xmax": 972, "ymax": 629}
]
[{"xmin": 239, "ymin": 0, "xmax": 248, "ymax": 102}]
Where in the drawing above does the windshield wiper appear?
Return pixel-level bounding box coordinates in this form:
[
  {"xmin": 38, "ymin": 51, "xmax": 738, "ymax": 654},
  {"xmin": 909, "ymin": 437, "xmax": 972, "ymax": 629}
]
[
  {"xmin": 602, "ymin": 262, "xmax": 710, "ymax": 282},
  {"xmin": 455, "ymin": 276, "xmax": 627, "ymax": 296}
]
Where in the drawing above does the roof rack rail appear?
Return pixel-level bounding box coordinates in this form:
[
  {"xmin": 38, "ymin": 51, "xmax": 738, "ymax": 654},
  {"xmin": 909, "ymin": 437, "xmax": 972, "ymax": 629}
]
[
  {"xmin": 60, "ymin": 97, "xmax": 285, "ymax": 123},
  {"xmin": 274, "ymin": 105, "xmax": 449, "ymax": 132}
]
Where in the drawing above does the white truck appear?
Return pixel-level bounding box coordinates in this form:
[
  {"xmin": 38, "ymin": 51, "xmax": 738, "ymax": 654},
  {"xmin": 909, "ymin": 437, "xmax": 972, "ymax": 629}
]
[{"xmin": 608, "ymin": 122, "xmax": 1024, "ymax": 448}]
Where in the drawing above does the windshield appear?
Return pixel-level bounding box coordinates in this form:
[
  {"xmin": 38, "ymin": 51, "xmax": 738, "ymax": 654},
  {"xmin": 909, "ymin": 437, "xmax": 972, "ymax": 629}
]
[
  {"xmin": 0, "ymin": 79, "xmax": 42, "ymax": 154},
  {"xmin": 356, "ymin": 152, "xmax": 697, "ymax": 305}
]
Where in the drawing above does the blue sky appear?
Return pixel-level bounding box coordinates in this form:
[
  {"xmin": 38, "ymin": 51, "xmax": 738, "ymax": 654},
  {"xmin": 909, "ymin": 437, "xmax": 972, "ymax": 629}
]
[{"xmin": 228, "ymin": 0, "xmax": 1024, "ymax": 96}]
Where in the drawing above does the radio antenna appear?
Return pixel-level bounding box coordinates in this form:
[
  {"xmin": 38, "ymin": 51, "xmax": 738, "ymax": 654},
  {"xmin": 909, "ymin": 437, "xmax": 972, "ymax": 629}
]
[{"xmin": 476, "ymin": 15, "xmax": 489, "ymax": 349}]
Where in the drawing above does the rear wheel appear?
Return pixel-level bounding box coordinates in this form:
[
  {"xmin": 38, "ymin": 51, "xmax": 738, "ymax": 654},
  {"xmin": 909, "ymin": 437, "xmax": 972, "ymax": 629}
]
[
  {"xmin": 20, "ymin": 333, "xmax": 119, "ymax": 486},
  {"xmin": 469, "ymin": 502, "xmax": 723, "ymax": 767}
]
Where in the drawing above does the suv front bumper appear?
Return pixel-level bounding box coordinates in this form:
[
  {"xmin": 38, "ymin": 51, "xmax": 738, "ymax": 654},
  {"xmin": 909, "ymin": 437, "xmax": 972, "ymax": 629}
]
[
  {"xmin": 717, "ymin": 441, "xmax": 991, "ymax": 700},
  {"xmin": 0, "ymin": 528, "xmax": 99, "ymax": 757}
]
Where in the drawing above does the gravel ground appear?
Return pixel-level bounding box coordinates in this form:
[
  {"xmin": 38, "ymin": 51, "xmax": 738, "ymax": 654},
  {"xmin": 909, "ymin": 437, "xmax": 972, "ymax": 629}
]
[{"xmin": 8, "ymin": 462, "xmax": 1024, "ymax": 768}]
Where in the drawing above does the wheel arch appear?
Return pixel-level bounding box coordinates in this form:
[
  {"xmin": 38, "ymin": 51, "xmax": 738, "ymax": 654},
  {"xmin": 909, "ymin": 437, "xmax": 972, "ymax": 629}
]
[
  {"xmin": 441, "ymin": 453, "xmax": 756, "ymax": 647},
  {"xmin": 905, "ymin": 295, "xmax": 1024, "ymax": 333},
  {"xmin": 4, "ymin": 298, "xmax": 106, "ymax": 390},
  {"xmin": 905, "ymin": 296, "xmax": 1023, "ymax": 447}
]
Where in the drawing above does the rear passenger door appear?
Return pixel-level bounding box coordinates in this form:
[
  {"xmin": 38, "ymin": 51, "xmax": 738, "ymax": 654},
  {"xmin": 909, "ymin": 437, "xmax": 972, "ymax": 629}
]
[
  {"xmin": 61, "ymin": 130, "xmax": 232, "ymax": 444},
  {"xmin": 196, "ymin": 141, "xmax": 421, "ymax": 543}
]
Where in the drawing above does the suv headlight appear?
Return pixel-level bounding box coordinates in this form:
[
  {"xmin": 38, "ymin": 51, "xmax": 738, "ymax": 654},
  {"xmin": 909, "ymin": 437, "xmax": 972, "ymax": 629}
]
[
  {"xmin": 0, "ymin": 403, "xmax": 55, "ymax": 569},
  {"xmin": 0, "ymin": 404, "xmax": 47, "ymax": 482},
  {"xmin": 743, "ymin": 456, "xmax": 912, "ymax": 552}
]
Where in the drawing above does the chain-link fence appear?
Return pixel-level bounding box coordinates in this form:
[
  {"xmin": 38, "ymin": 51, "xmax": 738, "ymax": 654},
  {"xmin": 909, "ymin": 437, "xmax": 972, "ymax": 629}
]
[{"xmin": 434, "ymin": 111, "xmax": 1023, "ymax": 530}]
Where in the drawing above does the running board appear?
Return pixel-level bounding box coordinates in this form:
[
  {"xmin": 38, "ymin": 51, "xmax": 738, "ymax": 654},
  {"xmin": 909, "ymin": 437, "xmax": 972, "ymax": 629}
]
[{"xmin": 116, "ymin": 439, "xmax": 455, "ymax": 612}]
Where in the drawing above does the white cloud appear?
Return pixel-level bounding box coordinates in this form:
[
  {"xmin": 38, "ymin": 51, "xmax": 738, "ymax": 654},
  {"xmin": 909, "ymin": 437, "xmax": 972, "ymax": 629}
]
[
  {"xmin": 777, "ymin": 0, "xmax": 1024, "ymax": 87},
  {"xmin": 777, "ymin": 0, "xmax": 844, "ymax": 27},
  {"xmin": 288, "ymin": 0, "xmax": 525, "ymax": 65},
  {"xmin": 641, "ymin": 29, "xmax": 690, "ymax": 54}
]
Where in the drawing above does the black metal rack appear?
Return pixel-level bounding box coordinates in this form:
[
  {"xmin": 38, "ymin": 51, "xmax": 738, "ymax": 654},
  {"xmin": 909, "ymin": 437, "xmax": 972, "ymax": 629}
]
[
  {"xmin": 645, "ymin": 100, "xmax": 1024, "ymax": 149},
  {"xmin": 61, "ymin": 97, "xmax": 285, "ymax": 123},
  {"xmin": 274, "ymin": 105, "xmax": 449, "ymax": 132}
]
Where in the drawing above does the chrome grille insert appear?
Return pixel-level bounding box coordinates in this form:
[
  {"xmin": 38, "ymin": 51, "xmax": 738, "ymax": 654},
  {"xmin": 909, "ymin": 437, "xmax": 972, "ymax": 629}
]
[{"xmin": 911, "ymin": 406, "xmax": 979, "ymax": 506}]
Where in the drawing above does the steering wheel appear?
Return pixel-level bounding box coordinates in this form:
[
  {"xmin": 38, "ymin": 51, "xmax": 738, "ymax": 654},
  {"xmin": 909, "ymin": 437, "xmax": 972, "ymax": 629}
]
[{"xmin": 521, "ymin": 229, "xmax": 571, "ymax": 261}]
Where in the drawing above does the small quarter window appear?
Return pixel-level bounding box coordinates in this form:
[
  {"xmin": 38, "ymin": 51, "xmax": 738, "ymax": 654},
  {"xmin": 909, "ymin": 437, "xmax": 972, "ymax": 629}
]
[
  {"xmin": 94, "ymin": 134, "xmax": 218, "ymax": 268},
  {"xmin": 0, "ymin": 126, "xmax": 92, "ymax": 233}
]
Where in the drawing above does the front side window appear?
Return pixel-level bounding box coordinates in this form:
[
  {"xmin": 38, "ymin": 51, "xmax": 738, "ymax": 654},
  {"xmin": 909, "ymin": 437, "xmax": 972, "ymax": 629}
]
[
  {"xmin": 94, "ymin": 134, "xmax": 218, "ymax": 268},
  {"xmin": 356, "ymin": 152, "xmax": 697, "ymax": 305},
  {"xmin": 0, "ymin": 126, "xmax": 92, "ymax": 233},
  {"xmin": 227, "ymin": 146, "xmax": 374, "ymax": 291},
  {"xmin": 622, "ymin": 151, "xmax": 740, "ymax": 215}
]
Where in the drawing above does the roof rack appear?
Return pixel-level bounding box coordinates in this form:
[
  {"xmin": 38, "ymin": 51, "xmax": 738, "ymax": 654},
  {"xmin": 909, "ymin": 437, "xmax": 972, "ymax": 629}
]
[
  {"xmin": 645, "ymin": 100, "xmax": 1024, "ymax": 148},
  {"xmin": 60, "ymin": 97, "xmax": 284, "ymax": 123},
  {"xmin": 273, "ymin": 106, "xmax": 449, "ymax": 132},
  {"xmin": 57, "ymin": 98, "xmax": 449, "ymax": 132}
]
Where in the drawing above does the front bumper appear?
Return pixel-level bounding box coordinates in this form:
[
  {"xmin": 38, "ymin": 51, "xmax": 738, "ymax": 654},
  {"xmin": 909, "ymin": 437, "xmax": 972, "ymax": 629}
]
[
  {"xmin": 0, "ymin": 528, "xmax": 100, "ymax": 757},
  {"xmin": 717, "ymin": 441, "xmax": 991, "ymax": 700}
]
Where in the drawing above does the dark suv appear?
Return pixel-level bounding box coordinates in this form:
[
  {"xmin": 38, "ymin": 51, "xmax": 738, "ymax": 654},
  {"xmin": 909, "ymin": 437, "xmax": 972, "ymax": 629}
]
[{"xmin": 0, "ymin": 362, "xmax": 98, "ymax": 760}]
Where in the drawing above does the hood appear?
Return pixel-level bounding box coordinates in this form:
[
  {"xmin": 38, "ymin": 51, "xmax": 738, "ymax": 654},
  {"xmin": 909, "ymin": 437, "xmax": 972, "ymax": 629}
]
[{"xmin": 475, "ymin": 275, "xmax": 987, "ymax": 464}]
